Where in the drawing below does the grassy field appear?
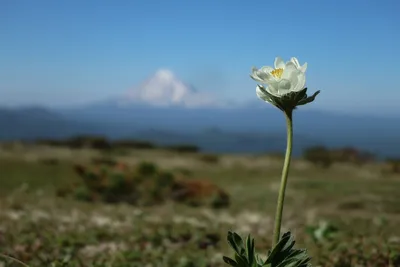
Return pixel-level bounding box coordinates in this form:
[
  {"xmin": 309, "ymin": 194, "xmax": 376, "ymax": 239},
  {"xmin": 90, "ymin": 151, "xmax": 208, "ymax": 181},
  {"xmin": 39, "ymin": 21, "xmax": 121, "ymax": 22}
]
[{"xmin": 1, "ymin": 143, "xmax": 400, "ymax": 266}]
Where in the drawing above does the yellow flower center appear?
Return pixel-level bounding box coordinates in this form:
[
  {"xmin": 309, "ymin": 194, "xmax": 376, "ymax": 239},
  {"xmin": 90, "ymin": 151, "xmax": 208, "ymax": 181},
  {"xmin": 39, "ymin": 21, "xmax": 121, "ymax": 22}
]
[{"xmin": 271, "ymin": 68, "xmax": 283, "ymax": 78}]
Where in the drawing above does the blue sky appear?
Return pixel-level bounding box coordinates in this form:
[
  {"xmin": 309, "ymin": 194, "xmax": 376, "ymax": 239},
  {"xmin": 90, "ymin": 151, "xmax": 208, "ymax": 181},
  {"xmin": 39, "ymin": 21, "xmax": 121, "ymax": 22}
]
[{"xmin": 0, "ymin": 0, "xmax": 399, "ymax": 114}]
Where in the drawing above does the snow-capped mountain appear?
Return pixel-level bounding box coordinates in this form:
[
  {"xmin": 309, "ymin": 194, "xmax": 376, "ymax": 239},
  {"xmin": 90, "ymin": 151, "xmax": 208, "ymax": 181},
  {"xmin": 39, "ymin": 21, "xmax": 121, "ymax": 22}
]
[{"xmin": 117, "ymin": 69, "xmax": 220, "ymax": 108}]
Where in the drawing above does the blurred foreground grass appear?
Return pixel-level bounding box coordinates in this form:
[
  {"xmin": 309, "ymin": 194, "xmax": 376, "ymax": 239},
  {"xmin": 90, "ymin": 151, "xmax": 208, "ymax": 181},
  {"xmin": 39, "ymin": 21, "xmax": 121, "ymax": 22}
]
[{"xmin": 1, "ymin": 144, "xmax": 400, "ymax": 266}]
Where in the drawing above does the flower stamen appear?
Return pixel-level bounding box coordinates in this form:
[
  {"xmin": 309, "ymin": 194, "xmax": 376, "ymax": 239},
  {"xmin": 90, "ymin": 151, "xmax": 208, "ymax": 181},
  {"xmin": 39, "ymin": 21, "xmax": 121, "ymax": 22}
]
[{"xmin": 271, "ymin": 68, "xmax": 283, "ymax": 79}]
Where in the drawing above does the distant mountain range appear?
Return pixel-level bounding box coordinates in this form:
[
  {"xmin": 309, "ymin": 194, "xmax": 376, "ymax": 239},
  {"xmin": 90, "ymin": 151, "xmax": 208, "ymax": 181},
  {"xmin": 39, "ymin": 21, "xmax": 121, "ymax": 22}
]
[{"xmin": 1, "ymin": 70, "xmax": 399, "ymax": 158}]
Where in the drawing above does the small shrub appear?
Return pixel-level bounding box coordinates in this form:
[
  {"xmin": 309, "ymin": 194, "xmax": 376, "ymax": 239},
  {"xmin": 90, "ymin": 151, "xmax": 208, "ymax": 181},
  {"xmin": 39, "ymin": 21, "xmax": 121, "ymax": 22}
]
[
  {"xmin": 39, "ymin": 158, "xmax": 59, "ymax": 165},
  {"xmin": 112, "ymin": 139, "xmax": 156, "ymax": 149},
  {"xmin": 163, "ymin": 144, "xmax": 200, "ymax": 153},
  {"xmin": 55, "ymin": 187, "xmax": 71, "ymax": 198},
  {"xmin": 73, "ymin": 186, "xmax": 93, "ymax": 202},
  {"xmin": 66, "ymin": 135, "xmax": 111, "ymax": 150},
  {"xmin": 330, "ymin": 147, "xmax": 376, "ymax": 165},
  {"xmin": 303, "ymin": 146, "xmax": 332, "ymax": 168},
  {"xmin": 91, "ymin": 157, "xmax": 117, "ymax": 166},
  {"xmin": 109, "ymin": 148, "xmax": 131, "ymax": 156},
  {"xmin": 65, "ymin": 161, "xmax": 229, "ymax": 208},
  {"xmin": 73, "ymin": 164, "xmax": 86, "ymax": 176},
  {"xmin": 35, "ymin": 138, "xmax": 64, "ymax": 147},
  {"xmin": 267, "ymin": 151, "xmax": 285, "ymax": 160},
  {"xmin": 356, "ymin": 150, "xmax": 376, "ymax": 165},
  {"xmin": 136, "ymin": 161, "xmax": 158, "ymax": 176},
  {"xmin": 198, "ymin": 154, "xmax": 219, "ymax": 164},
  {"xmin": 156, "ymin": 171, "xmax": 175, "ymax": 187},
  {"xmin": 211, "ymin": 190, "xmax": 230, "ymax": 209},
  {"xmin": 385, "ymin": 158, "xmax": 400, "ymax": 174},
  {"xmin": 170, "ymin": 179, "xmax": 230, "ymax": 209},
  {"xmin": 330, "ymin": 147, "xmax": 359, "ymax": 163},
  {"xmin": 108, "ymin": 173, "xmax": 129, "ymax": 193},
  {"xmin": 337, "ymin": 200, "xmax": 366, "ymax": 211},
  {"xmin": 174, "ymin": 167, "xmax": 193, "ymax": 176}
]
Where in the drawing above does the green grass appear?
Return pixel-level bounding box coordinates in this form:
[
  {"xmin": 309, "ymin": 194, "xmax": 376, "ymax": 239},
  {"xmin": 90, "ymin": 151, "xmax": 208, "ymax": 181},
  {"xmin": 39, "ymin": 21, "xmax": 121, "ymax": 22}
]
[
  {"xmin": 1, "ymin": 146, "xmax": 400, "ymax": 266},
  {"xmin": 0, "ymin": 159, "xmax": 79, "ymax": 194}
]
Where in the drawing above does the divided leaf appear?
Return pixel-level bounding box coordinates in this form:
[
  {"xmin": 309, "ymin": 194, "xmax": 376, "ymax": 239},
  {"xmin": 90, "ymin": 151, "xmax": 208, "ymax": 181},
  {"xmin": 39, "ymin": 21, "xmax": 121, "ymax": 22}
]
[{"xmin": 223, "ymin": 231, "xmax": 312, "ymax": 267}]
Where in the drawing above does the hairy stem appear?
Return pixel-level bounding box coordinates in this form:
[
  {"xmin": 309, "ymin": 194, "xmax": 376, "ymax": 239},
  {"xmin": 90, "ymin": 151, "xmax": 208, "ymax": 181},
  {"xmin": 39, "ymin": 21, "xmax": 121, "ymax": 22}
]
[{"xmin": 272, "ymin": 109, "xmax": 293, "ymax": 246}]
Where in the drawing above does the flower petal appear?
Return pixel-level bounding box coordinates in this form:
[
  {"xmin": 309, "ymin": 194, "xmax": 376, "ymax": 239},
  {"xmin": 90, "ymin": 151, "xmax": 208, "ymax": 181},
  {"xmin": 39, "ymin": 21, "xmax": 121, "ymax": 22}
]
[
  {"xmin": 300, "ymin": 62, "xmax": 307, "ymax": 73},
  {"xmin": 251, "ymin": 66, "xmax": 259, "ymax": 74},
  {"xmin": 250, "ymin": 67, "xmax": 265, "ymax": 83},
  {"xmin": 250, "ymin": 66, "xmax": 261, "ymax": 77},
  {"xmin": 260, "ymin": 66, "xmax": 275, "ymax": 74},
  {"xmin": 293, "ymin": 72, "xmax": 306, "ymax": 92},
  {"xmin": 264, "ymin": 80, "xmax": 280, "ymax": 95},
  {"xmin": 274, "ymin": 57, "xmax": 285, "ymax": 69},
  {"xmin": 251, "ymin": 67, "xmax": 278, "ymax": 84},
  {"xmin": 289, "ymin": 73, "xmax": 300, "ymax": 91},
  {"xmin": 260, "ymin": 66, "xmax": 280, "ymax": 82},
  {"xmin": 290, "ymin": 57, "xmax": 300, "ymax": 68},
  {"xmin": 290, "ymin": 57, "xmax": 307, "ymax": 73},
  {"xmin": 281, "ymin": 62, "xmax": 306, "ymax": 92},
  {"xmin": 250, "ymin": 74, "xmax": 262, "ymax": 83},
  {"xmin": 256, "ymin": 85, "xmax": 272, "ymax": 102},
  {"xmin": 276, "ymin": 79, "xmax": 292, "ymax": 96},
  {"xmin": 282, "ymin": 62, "xmax": 297, "ymax": 80}
]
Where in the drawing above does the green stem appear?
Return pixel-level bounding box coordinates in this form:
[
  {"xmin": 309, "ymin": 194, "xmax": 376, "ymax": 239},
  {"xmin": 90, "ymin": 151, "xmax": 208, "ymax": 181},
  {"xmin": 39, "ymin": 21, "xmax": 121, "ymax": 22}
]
[{"xmin": 272, "ymin": 109, "xmax": 293, "ymax": 247}]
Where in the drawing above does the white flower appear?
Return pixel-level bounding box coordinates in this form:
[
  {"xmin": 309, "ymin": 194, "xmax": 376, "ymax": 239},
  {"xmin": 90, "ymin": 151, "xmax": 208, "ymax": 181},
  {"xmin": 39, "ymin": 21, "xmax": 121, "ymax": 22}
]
[
  {"xmin": 250, "ymin": 56, "xmax": 320, "ymax": 111},
  {"xmin": 251, "ymin": 57, "xmax": 307, "ymax": 98},
  {"xmin": 289, "ymin": 57, "xmax": 307, "ymax": 73}
]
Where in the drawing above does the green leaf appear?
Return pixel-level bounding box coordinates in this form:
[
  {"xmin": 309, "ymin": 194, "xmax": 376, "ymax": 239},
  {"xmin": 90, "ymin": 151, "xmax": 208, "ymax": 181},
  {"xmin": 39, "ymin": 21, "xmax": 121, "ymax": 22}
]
[
  {"xmin": 297, "ymin": 90, "xmax": 320, "ymax": 106},
  {"xmin": 227, "ymin": 231, "xmax": 246, "ymax": 256},
  {"xmin": 223, "ymin": 256, "xmax": 238, "ymax": 266},
  {"xmin": 224, "ymin": 231, "xmax": 311, "ymax": 267},
  {"xmin": 255, "ymin": 254, "xmax": 266, "ymax": 266},
  {"xmin": 265, "ymin": 232, "xmax": 294, "ymax": 264},
  {"xmin": 306, "ymin": 221, "xmax": 339, "ymax": 244},
  {"xmin": 246, "ymin": 235, "xmax": 255, "ymax": 267},
  {"xmin": 292, "ymin": 88, "xmax": 308, "ymax": 103},
  {"xmin": 235, "ymin": 253, "xmax": 249, "ymax": 267},
  {"xmin": 265, "ymin": 232, "xmax": 312, "ymax": 267}
]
